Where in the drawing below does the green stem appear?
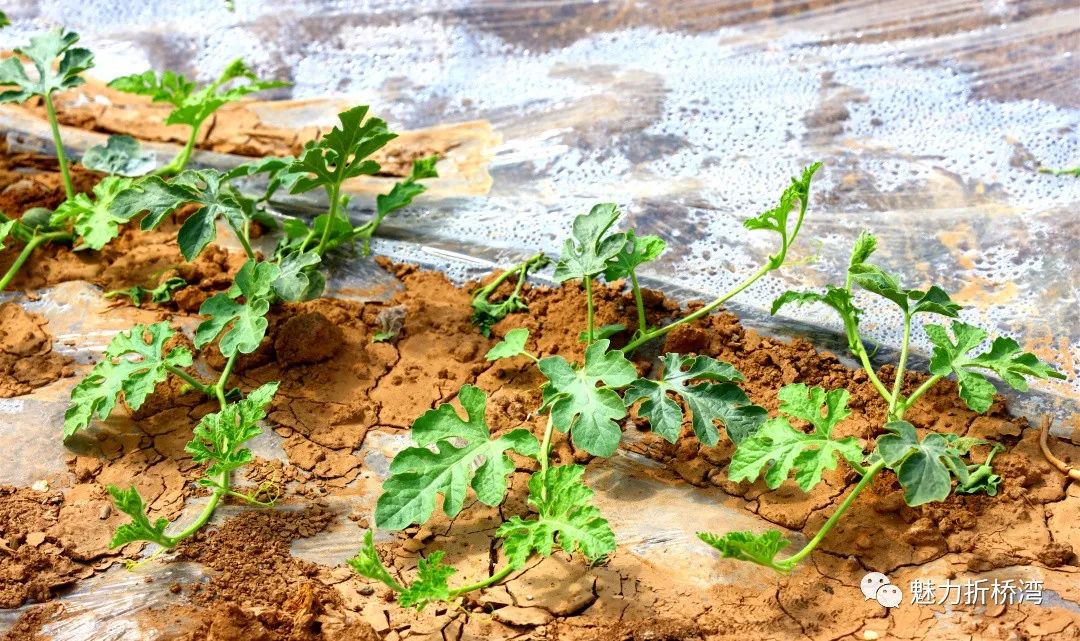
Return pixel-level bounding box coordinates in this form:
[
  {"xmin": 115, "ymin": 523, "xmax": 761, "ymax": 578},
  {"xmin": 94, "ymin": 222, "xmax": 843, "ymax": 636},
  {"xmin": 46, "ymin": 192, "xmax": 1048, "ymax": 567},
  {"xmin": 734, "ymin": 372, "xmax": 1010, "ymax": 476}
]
[
  {"xmin": 777, "ymin": 460, "xmax": 886, "ymax": 571},
  {"xmin": 842, "ymin": 315, "xmax": 893, "ymax": 405},
  {"xmin": 226, "ymin": 217, "xmax": 257, "ymax": 262},
  {"xmin": 164, "ymin": 365, "xmax": 215, "ymax": 398},
  {"xmin": 43, "ymin": 93, "xmax": 74, "ymax": 200},
  {"xmin": 538, "ymin": 414, "xmax": 555, "ymax": 501},
  {"xmin": 897, "ymin": 374, "xmax": 943, "ymax": 416},
  {"xmin": 628, "ymin": 270, "xmax": 648, "ymax": 336},
  {"xmin": 621, "ymin": 261, "xmax": 772, "ymax": 354},
  {"xmin": 154, "ymin": 120, "xmax": 202, "ymax": 177},
  {"xmin": 584, "ymin": 278, "xmax": 595, "ymax": 344},
  {"xmin": 214, "ymin": 353, "xmax": 239, "ymax": 407},
  {"xmin": 315, "ymin": 182, "xmax": 342, "ymax": 255},
  {"xmin": 0, "ymin": 231, "xmax": 72, "ymax": 292},
  {"xmin": 219, "ymin": 486, "xmax": 277, "ymax": 508},
  {"xmin": 887, "ymin": 315, "xmax": 912, "ymax": 419},
  {"xmin": 447, "ymin": 564, "xmax": 516, "ymax": 598},
  {"xmin": 161, "ymin": 473, "xmax": 226, "ymax": 547}
]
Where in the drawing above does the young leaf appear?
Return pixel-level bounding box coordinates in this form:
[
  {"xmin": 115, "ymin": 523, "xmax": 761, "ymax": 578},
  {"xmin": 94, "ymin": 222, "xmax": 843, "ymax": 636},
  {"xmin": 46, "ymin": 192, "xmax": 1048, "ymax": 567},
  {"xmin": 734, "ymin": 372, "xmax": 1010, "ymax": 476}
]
[
  {"xmin": 875, "ymin": 421, "xmax": 985, "ymax": 506},
  {"xmin": 81, "ymin": 135, "xmax": 155, "ymax": 177},
  {"xmin": 553, "ymin": 204, "xmax": 627, "ymax": 283},
  {"xmin": 195, "ymin": 260, "xmax": 279, "ymax": 356},
  {"xmin": 107, "ymin": 485, "xmax": 172, "ymax": 548},
  {"xmin": 0, "ymin": 29, "xmax": 93, "ymax": 102},
  {"xmin": 771, "ymin": 286, "xmax": 860, "ymax": 324},
  {"xmin": 348, "ymin": 530, "xmax": 405, "ymax": 592},
  {"xmin": 375, "ymin": 156, "xmax": 439, "ymax": 220},
  {"xmin": 272, "ymin": 250, "xmax": 323, "ymax": 301},
  {"xmin": 109, "ymin": 175, "xmax": 195, "ymax": 228},
  {"xmin": 955, "ymin": 444, "xmax": 1004, "ymax": 497},
  {"xmin": 0, "ymin": 11, "xmax": 9, "ymax": 28},
  {"xmin": 105, "ymin": 276, "xmax": 187, "ymax": 307},
  {"xmin": 485, "ymin": 327, "xmax": 532, "ymax": 361},
  {"xmin": 288, "ymin": 105, "xmax": 397, "ymax": 195},
  {"xmin": 538, "ymin": 340, "xmax": 638, "ymax": 457},
  {"xmin": 624, "ymin": 353, "xmax": 766, "ymax": 446},
  {"xmin": 0, "ymin": 219, "xmax": 16, "ymax": 250},
  {"xmin": 471, "ymin": 295, "xmax": 529, "ymax": 338},
  {"xmin": 925, "ymin": 322, "xmax": 1064, "ymax": 413},
  {"xmin": 375, "ymin": 384, "xmax": 540, "ymax": 530},
  {"xmin": 170, "ymin": 170, "xmax": 250, "ymax": 260},
  {"xmin": 225, "ymin": 156, "xmax": 300, "ymax": 203},
  {"xmin": 496, "ymin": 465, "xmax": 616, "ymax": 569},
  {"xmin": 397, "ymin": 552, "xmax": 456, "ymax": 610},
  {"xmin": 841, "ymin": 230, "xmax": 963, "ymax": 318},
  {"xmin": 185, "ymin": 382, "xmax": 279, "ymax": 477},
  {"xmin": 65, "ymin": 322, "xmax": 192, "ymax": 437},
  {"xmin": 603, "ymin": 230, "xmax": 665, "ymax": 282},
  {"xmin": 742, "ymin": 163, "xmax": 821, "ymax": 268},
  {"xmin": 697, "ymin": 530, "xmax": 790, "ymax": 570},
  {"xmin": 49, "ymin": 176, "xmax": 133, "ymax": 250},
  {"xmin": 109, "ymin": 59, "xmax": 286, "ymax": 130},
  {"xmin": 728, "ymin": 385, "xmax": 864, "ymax": 491},
  {"xmin": 577, "ymin": 323, "xmax": 625, "ymax": 344}
]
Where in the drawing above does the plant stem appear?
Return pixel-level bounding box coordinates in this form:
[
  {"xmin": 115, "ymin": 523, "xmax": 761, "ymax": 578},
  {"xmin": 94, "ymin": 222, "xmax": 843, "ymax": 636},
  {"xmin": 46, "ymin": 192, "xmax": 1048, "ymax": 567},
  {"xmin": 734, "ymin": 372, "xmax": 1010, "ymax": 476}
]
[
  {"xmin": 0, "ymin": 231, "xmax": 72, "ymax": 292},
  {"xmin": 887, "ymin": 315, "xmax": 912, "ymax": 419},
  {"xmin": 621, "ymin": 261, "xmax": 772, "ymax": 354},
  {"xmin": 162, "ymin": 472, "xmax": 227, "ymax": 547},
  {"xmin": 214, "ymin": 353, "xmax": 239, "ymax": 407},
  {"xmin": 777, "ymin": 459, "xmax": 886, "ymax": 571},
  {"xmin": 226, "ymin": 218, "xmax": 257, "ymax": 262},
  {"xmin": 154, "ymin": 120, "xmax": 202, "ymax": 177},
  {"xmin": 43, "ymin": 93, "xmax": 75, "ymax": 200},
  {"xmin": 538, "ymin": 414, "xmax": 555, "ymax": 501},
  {"xmin": 447, "ymin": 564, "xmax": 516, "ymax": 598},
  {"xmin": 897, "ymin": 374, "xmax": 942, "ymax": 416},
  {"xmin": 164, "ymin": 365, "xmax": 215, "ymax": 398},
  {"xmin": 842, "ymin": 315, "xmax": 893, "ymax": 405},
  {"xmin": 628, "ymin": 270, "xmax": 647, "ymax": 336},
  {"xmin": 583, "ymin": 278, "xmax": 595, "ymax": 344},
  {"xmin": 315, "ymin": 182, "xmax": 342, "ymax": 255}
]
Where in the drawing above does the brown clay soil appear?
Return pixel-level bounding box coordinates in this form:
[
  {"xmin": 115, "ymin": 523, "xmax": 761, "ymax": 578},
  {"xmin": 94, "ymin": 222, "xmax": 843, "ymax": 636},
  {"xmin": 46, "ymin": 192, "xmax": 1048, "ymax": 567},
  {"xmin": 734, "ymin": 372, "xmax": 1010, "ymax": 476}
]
[{"xmin": 1, "ymin": 150, "xmax": 1079, "ymax": 641}]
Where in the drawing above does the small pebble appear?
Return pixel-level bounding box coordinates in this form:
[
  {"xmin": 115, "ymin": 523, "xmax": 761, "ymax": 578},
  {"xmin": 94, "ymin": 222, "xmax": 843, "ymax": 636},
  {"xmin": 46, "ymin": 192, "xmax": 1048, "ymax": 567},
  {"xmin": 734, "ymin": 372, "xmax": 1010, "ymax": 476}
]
[
  {"xmin": 31, "ymin": 480, "xmax": 49, "ymax": 492},
  {"xmin": 864, "ymin": 631, "xmax": 880, "ymax": 640},
  {"xmin": 99, "ymin": 505, "xmax": 111, "ymax": 520}
]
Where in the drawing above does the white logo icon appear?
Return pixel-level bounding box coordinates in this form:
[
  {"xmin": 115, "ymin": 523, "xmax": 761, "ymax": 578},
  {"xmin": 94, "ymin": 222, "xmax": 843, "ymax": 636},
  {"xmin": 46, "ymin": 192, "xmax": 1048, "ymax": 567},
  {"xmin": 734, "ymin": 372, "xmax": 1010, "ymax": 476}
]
[{"xmin": 861, "ymin": 572, "xmax": 903, "ymax": 608}]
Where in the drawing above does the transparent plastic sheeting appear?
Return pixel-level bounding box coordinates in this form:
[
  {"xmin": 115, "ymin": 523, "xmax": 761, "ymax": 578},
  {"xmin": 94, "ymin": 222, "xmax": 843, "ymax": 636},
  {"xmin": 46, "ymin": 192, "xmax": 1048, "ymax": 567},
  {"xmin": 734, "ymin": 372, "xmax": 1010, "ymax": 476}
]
[
  {"xmin": 2, "ymin": 0, "xmax": 1078, "ymax": 415},
  {"xmin": 0, "ymin": 1, "xmax": 1078, "ymax": 636}
]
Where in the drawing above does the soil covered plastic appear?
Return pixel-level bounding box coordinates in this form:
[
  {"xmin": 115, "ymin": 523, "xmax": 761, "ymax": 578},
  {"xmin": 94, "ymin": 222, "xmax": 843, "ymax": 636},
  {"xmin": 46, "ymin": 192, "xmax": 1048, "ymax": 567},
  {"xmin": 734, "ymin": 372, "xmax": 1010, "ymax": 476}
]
[{"xmin": 0, "ymin": 1, "xmax": 1078, "ymax": 639}]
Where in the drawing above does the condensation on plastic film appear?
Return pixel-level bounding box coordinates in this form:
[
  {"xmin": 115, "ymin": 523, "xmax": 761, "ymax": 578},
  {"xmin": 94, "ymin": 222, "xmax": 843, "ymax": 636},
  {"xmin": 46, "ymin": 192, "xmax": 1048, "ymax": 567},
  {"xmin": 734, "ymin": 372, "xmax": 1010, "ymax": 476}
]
[{"xmin": 0, "ymin": 1, "xmax": 1078, "ymax": 637}]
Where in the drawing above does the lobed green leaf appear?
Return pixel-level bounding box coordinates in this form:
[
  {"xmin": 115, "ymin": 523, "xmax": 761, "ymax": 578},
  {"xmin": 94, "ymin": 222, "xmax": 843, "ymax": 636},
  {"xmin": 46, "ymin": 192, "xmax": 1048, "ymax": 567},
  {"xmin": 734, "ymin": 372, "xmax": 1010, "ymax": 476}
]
[
  {"xmin": 496, "ymin": 465, "xmax": 615, "ymax": 569},
  {"xmin": 926, "ymin": 322, "xmax": 1064, "ymax": 413},
  {"xmin": 0, "ymin": 29, "xmax": 93, "ymax": 102},
  {"xmin": 553, "ymin": 203, "xmax": 627, "ymax": 283},
  {"xmin": 624, "ymin": 353, "xmax": 766, "ymax": 446},
  {"xmin": 538, "ymin": 340, "xmax": 637, "ymax": 457},
  {"xmin": 195, "ymin": 260, "xmax": 279, "ymax": 356},
  {"xmin": 65, "ymin": 322, "xmax": 192, "ymax": 437},
  {"xmin": 185, "ymin": 382, "xmax": 279, "ymax": 477},
  {"xmin": 697, "ymin": 530, "xmax": 790, "ymax": 570},
  {"xmin": 375, "ymin": 385, "xmax": 540, "ymax": 530},
  {"xmin": 107, "ymin": 485, "xmax": 172, "ymax": 548}
]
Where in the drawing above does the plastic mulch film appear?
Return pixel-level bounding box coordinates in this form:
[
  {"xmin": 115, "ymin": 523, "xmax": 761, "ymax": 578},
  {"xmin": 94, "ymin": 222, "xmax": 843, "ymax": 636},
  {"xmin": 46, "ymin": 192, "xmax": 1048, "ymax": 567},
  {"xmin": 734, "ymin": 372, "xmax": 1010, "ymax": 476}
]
[{"xmin": 0, "ymin": 0, "xmax": 1078, "ymax": 637}]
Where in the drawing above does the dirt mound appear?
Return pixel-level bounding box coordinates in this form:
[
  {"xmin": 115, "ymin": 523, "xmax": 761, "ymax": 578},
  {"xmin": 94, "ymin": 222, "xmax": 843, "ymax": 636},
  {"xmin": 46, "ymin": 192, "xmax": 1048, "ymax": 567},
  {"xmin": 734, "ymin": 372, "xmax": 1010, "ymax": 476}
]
[{"xmin": 0, "ymin": 303, "xmax": 74, "ymax": 397}]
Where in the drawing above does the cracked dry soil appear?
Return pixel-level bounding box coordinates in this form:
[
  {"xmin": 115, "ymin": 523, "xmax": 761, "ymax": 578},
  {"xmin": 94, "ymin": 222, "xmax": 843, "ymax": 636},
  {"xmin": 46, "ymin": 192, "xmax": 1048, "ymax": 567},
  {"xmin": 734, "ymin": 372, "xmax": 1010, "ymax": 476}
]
[{"xmin": 1, "ymin": 148, "xmax": 1079, "ymax": 641}]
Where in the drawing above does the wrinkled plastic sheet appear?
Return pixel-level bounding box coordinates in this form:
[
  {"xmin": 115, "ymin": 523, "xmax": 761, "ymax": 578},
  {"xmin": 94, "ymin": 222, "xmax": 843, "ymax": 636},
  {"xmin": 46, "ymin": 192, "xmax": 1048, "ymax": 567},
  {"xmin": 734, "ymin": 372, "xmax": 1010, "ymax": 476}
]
[{"xmin": 1, "ymin": 0, "xmax": 1079, "ymax": 637}]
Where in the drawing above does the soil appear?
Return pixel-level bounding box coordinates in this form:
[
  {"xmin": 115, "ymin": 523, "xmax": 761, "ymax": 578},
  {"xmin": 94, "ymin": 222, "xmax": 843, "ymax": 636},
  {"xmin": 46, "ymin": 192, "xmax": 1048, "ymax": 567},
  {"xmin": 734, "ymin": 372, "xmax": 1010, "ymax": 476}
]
[
  {"xmin": 1, "ymin": 133, "xmax": 1078, "ymax": 641},
  {"xmin": 1, "ymin": 253, "xmax": 1077, "ymax": 640},
  {"xmin": 0, "ymin": 303, "xmax": 74, "ymax": 397}
]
